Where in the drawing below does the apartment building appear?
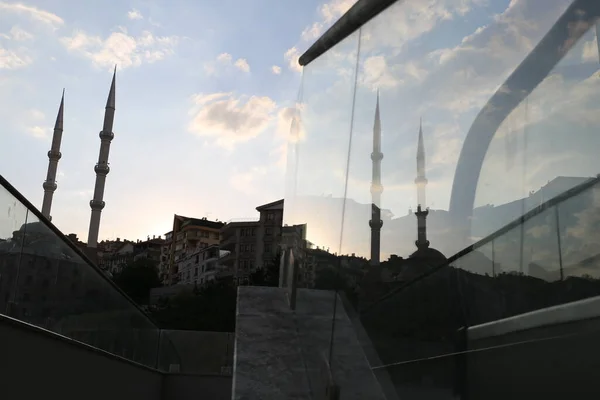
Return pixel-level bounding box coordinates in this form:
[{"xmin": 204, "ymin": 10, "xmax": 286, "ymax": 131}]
[
  {"xmin": 132, "ymin": 236, "xmax": 165, "ymax": 265},
  {"xmin": 220, "ymin": 199, "xmax": 284, "ymax": 283},
  {"xmin": 177, "ymin": 244, "xmax": 226, "ymax": 286},
  {"xmin": 97, "ymin": 238, "xmax": 135, "ymax": 275},
  {"xmin": 162, "ymin": 215, "xmax": 225, "ymax": 285}
]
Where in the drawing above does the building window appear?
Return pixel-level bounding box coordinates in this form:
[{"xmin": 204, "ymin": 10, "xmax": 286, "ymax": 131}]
[
  {"xmin": 267, "ymin": 213, "xmax": 274, "ymax": 221},
  {"xmin": 251, "ymin": 228, "xmax": 256, "ymax": 236},
  {"xmin": 213, "ymin": 232, "xmax": 219, "ymax": 240},
  {"xmin": 266, "ymin": 228, "xmax": 272, "ymax": 236},
  {"xmin": 265, "ymin": 244, "xmax": 272, "ymax": 254},
  {"xmin": 195, "ymin": 255, "xmax": 199, "ymax": 263},
  {"xmin": 194, "ymin": 268, "xmax": 198, "ymax": 276},
  {"xmin": 250, "ymin": 244, "xmax": 255, "ymax": 252}
]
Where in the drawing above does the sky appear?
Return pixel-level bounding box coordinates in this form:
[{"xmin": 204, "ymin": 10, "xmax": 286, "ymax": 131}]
[
  {"xmin": 0, "ymin": 0, "xmax": 356, "ymax": 241},
  {"xmin": 280, "ymin": 0, "xmax": 600, "ymax": 258},
  {"xmin": 2, "ymin": 0, "xmax": 600, "ymax": 259}
]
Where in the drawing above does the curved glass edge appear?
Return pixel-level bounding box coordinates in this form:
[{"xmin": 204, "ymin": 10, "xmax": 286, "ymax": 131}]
[{"xmin": 0, "ymin": 177, "xmax": 179, "ymax": 370}]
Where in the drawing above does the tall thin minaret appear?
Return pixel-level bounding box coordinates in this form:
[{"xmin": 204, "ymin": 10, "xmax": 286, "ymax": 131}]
[
  {"xmin": 41, "ymin": 90, "xmax": 65, "ymax": 221},
  {"xmin": 415, "ymin": 118, "xmax": 428, "ymax": 208},
  {"xmin": 369, "ymin": 91, "xmax": 384, "ymax": 266},
  {"xmin": 87, "ymin": 67, "xmax": 116, "ymax": 248},
  {"xmin": 414, "ymin": 119, "xmax": 430, "ymax": 251},
  {"xmin": 414, "ymin": 205, "xmax": 430, "ymax": 250}
]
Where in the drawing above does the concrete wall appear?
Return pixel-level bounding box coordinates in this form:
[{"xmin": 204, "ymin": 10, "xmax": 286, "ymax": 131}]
[
  {"xmin": 159, "ymin": 330, "xmax": 234, "ymax": 374},
  {"xmin": 162, "ymin": 374, "xmax": 232, "ymax": 400},
  {"xmin": 233, "ymin": 286, "xmax": 387, "ymax": 400},
  {"xmin": 465, "ymin": 297, "xmax": 600, "ymax": 399},
  {"xmin": 1, "ymin": 315, "xmax": 163, "ymax": 400},
  {"xmin": 0, "ymin": 315, "xmax": 233, "ymax": 400}
]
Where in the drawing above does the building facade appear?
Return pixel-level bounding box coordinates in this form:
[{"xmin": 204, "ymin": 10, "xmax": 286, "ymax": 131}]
[
  {"xmin": 220, "ymin": 199, "xmax": 284, "ymax": 283},
  {"xmin": 163, "ymin": 215, "xmax": 224, "ymax": 285}
]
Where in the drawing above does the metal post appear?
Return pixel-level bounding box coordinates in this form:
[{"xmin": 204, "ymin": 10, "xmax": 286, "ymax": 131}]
[{"xmin": 554, "ymin": 206, "xmax": 564, "ymax": 281}]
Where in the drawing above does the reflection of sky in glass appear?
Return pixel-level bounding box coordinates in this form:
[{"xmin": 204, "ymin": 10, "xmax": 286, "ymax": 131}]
[{"xmin": 285, "ymin": 0, "xmax": 600, "ymax": 261}]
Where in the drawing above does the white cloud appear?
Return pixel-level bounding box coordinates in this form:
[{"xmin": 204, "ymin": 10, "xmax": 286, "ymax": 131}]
[
  {"xmin": 205, "ymin": 53, "xmax": 251, "ymax": 75},
  {"xmin": 301, "ymin": 22, "xmax": 323, "ymax": 42},
  {"xmin": 26, "ymin": 125, "xmax": 47, "ymax": 139},
  {"xmin": 217, "ymin": 52, "xmax": 232, "ymax": 63},
  {"xmin": 320, "ymin": 0, "xmax": 356, "ymax": 23},
  {"xmin": 360, "ymin": 0, "xmax": 486, "ymax": 53},
  {"xmin": 0, "ymin": 46, "xmax": 32, "ymax": 69},
  {"xmin": 234, "ymin": 58, "xmax": 250, "ymax": 72},
  {"xmin": 60, "ymin": 29, "xmax": 179, "ymax": 70},
  {"xmin": 361, "ymin": 55, "xmax": 402, "ymax": 90},
  {"xmin": 127, "ymin": 9, "xmax": 143, "ymax": 20},
  {"xmin": 3, "ymin": 26, "xmax": 34, "ymax": 41},
  {"xmin": 284, "ymin": 46, "xmax": 302, "ymax": 72},
  {"xmin": 271, "ymin": 65, "xmax": 281, "ymax": 74},
  {"xmin": 188, "ymin": 92, "xmax": 277, "ymax": 148},
  {"xmin": 23, "ymin": 109, "xmax": 47, "ymax": 139},
  {"xmin": 0, "ymin": 2, "xmax": 63, "ymax": 28}
]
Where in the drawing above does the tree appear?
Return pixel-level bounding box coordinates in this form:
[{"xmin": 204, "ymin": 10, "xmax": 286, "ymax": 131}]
[
  {"xmin": 113, "ymin": 258, "xmax": 161, "ymax": 305},
  {"xmin": 150, "ymin": 279, "xmax": 237, "ymax": 331},
  {"xmin": 250, "ymin": 251, "xmax": 281, "ymax": 287}
]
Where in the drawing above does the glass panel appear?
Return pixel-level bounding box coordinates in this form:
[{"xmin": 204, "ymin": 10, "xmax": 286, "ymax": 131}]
[
  {"xmin": 522, "ymin": 207, "xmax": 561, "ymax": 282},
  {"xmin": 360, "ymin": 267, "xmax": 463, "ymax": 396},
  {"xmin": 474, "ymin": 9, "xmax": 600, "ymax": 240},
  {"xmin": 0, "ymin": 182, "xmax": 160, "ymax": 368},
  {"xmin": 556, "ymin": 179, "xmax": 600, "ymax": 299},
  {"xmin": 0, "ymin": 185, "xmax": 29, "ymax": 316},
  {"xmin": 283, "ymin": 28, "xmax": 361, "ymax": 395}
]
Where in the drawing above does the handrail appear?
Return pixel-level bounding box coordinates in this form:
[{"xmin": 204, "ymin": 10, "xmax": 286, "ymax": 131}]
[
  {"xmin": 0, "ymin": 173, "xmax": 161, "ymax": 329},
  {"xmin": 359, "ymin": 175, "xmax": 600, "ymax": 315},
  {"xmin": 299, "ymin": 0, "xmax": 399, "ymax": 66},
  {"xmin": 448, "ymin": 0, "xmax": 600, "ymax": 235}
]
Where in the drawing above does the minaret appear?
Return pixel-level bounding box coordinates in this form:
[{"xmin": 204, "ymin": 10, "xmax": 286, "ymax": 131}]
[
  {"xmin": 415, "ymin": 118, "xmax": 428, "ymax": 208},
  {"xmin": 414, "ymin": 119, "xmax": 431, "ymax": 251},
  {"xmin": 41, "ymin": 90, "xmax": 65, "ymax": 221},
  {"xmin": 369, "ymin": 91, "xmax": 383, "ymax": 266},
  {"xmin": 414, "ymin": 204, "xmax": 430, "ymax": 250},
  {"xmin": 87, "ymin": 67, "xmax": 116, "ymax": 248}
]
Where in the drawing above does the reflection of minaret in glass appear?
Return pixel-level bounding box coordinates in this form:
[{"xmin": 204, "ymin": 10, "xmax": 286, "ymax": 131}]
[
  {"xmin": 415, "ymin": 205, "xmax": 430, "ymax": 250},
  {"xmin": 414, "ymin": 119, "xmax": 431, "ymax": 250},
  {"xmin": 415, "ymin": 118, "xmax": 428, "ymax": 208},
  {"xmin": 87, "ymin": 67, "xmax": 116, "ymax": 249},
  {"xmin": 41, "ymin": 90, "xmax": 65, "ymax": 222},
  {"xmin": 369, "ymin": 91, "xmax": 384, "ymax": 266}
]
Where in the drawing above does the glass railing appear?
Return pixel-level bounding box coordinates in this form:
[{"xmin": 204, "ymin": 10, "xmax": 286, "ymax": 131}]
[
  {"xmin": 284, "ymin": 0, "xmax": 600, "ymax": 397},
  {"xmin": 0, "ymin": 174, "xmax": 180, "ymax": 370},
  {"xmin": 360, "ymin": 171, "xmax": 600, "ymax": 397}
]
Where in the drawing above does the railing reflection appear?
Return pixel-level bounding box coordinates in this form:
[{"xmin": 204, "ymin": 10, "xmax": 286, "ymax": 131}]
[
  {"xmin": 360, "ymin": 173, "xmax": 600, "ymax": 396},
  {"xmin": 0, "ymin": 174, "xmax": 180, "ymax": 370}
]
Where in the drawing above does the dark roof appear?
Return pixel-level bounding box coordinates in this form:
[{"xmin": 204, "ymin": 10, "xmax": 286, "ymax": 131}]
[
  {"xmin": 178, "ymin": 215, "xmax": 225, "ymax": 229},
  {"xmin": 256, "ymin": 199, "xmax": 284, "ymax": 212},
  {"xmin": 19, "ymin": 221, "xmax": 52, "ymax": 234},
  {"xmin": 409, "ymin": 247, "xmax": 447, "ymax": 262}
]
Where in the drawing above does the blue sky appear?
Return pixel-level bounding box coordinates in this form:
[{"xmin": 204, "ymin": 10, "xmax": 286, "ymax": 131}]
[
  {"xmin": 0, "ymin": 0, "xmax": 355, "ymax": 241},
  {"xmin": 2, "ymin": 0, "xmax": 600, "ymax": 259}
]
